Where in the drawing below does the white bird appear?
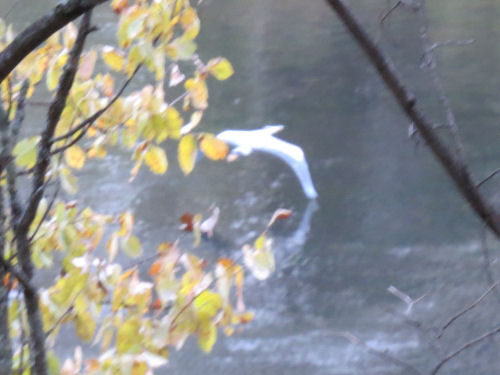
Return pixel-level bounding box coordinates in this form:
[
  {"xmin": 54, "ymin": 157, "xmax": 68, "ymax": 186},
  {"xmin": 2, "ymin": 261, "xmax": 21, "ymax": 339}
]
[{"xmin": 216, "ymin": 125, "xmax": 318, "ymax": 199}]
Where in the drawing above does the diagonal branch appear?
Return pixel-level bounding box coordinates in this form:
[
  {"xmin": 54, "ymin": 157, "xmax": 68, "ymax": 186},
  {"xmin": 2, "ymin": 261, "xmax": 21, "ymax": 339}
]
[
  {"xmin": 49, "ymin": 65, "xmax": 140, "ymax": 154},
  {"xmin": 0, "ymin": 0, "xmax": 108, "ymax": 84},
  {"xmin": 430, "ymin": 325, "xmax": 500, "ymax": 375},
  {"xmin": 14, "ymin": 12, "xmax": 93, "ymax": 375},
  {"xmin": 324, "ymin": 0, "xmax": 500, "ymax": 237},
  {"xmin": 417, "ymin": 0, "xmax": 465, "ymax": 159},
  {"xmin": 19, "ymin": 11, "xmax": 93, "ymax": 233},
  {"xmin": 437, "ymin": 281, "xmax": 499, "ymax": 339}
]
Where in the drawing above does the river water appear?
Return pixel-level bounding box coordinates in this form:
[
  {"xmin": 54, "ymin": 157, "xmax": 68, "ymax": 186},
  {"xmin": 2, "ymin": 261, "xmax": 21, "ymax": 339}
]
[{"xmin": 2, "ymin": 0, "xmax": 500, "ymax": 374}]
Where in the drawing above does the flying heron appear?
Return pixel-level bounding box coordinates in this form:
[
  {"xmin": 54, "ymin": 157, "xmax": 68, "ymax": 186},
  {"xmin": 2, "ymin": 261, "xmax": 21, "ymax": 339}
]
[{"xmin": 216, "ymin": 125, "xmax": 318, "ymax": 199}]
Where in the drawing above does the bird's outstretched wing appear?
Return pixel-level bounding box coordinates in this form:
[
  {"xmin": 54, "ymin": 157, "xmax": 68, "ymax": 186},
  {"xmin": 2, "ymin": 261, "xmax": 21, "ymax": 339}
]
[
  {"xmin": 216, "ymin": 126, "xmax": 318, "ymax": 199},
  {"xmin": 258, "ymin": 136, "xmax": 318, "ymax": 199}
]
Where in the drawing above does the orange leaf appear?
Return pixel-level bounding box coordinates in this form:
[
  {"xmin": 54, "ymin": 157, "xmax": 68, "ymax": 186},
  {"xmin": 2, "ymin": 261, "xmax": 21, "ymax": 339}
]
[
  {"xmin": 149, "ymin": 259, "xmax": 162, "ymax": 276},
  {"xmin": 268, "ymin": 208, "xmax": 293, "ymax": 227},
  {"xmin": 199, "ymin": 134, "xmax": 228, "ymax": 160},
  {"xmin": 180, "ymin": 213, "xmax": 194, "ymax": 231},
  {"xmin": 111, "ymin": 0, "xmax": 128, "ymax": 14},
  {"xmin": 151, "ymin": 298, "xmax": 162, "ymax": 310}
]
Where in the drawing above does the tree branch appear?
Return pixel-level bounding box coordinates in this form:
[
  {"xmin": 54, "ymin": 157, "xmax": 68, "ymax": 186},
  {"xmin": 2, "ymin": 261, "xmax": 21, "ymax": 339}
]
[
  {"xmin": 430, "ymin": 325, "xmax": 500, "ymax": 375},
  {"xmin": 49, "ymin": 65, "xmax": 140, "ymax": 153},
  {"xmin": 417, "ymin": 0, "xmax": 465, "ymax": 159},
  {"xmin": 437, "ymin": 282, "xmax": 499, "ymax": 339},
  {"xmin": 14, "ymin": 12, "xmax": 93, "ymax": 375},
  {"xmin": 324, "ymin": 0, "xmax": 500, "ymax": 237},
  {"xmin": 19, "ymin": 11, "xmax": 92, "ymax": 233},
  {"xmin": 0, "ymin": 0, "xmax": 108, "ymax": 84}
]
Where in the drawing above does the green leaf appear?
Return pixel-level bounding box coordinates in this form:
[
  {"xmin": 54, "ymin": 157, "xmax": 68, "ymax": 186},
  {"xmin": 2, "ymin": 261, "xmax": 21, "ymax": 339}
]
[
  {"xmin": 178, "ymin": 134, "xmax": 197, "ymax": 175},
  {"xmin": 13, "ymin": 136, "xmax": 39, "ymax": 168},
  {"xmin": 47, "ymin": 351, "xmax": 61, "ymax": 375}
]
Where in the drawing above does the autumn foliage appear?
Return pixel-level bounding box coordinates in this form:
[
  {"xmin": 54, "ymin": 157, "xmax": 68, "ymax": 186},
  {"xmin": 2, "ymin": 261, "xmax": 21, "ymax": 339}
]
[{"xmin": 0, "ymin": 1, "xmax": 276, "ymax": 374}]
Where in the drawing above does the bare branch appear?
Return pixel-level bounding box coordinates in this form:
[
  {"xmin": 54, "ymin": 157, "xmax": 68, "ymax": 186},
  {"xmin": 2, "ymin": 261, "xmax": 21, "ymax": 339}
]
[
  {"xmin": 437, "ymin": 282, "xmax": 499, "ymax": 339},
  {"xmin": 4, "ymin": 81, "xmax": 29, "ymax": 224},
  {"xmin": 0, "ymin": 0, "xmax": 108, "ymax": 84},
  {"xmin": 417, "ymin": 0, "xmax": 465, "ymax": 159},
  {"xmin": 323, "ymin": 0, "xmax": 500, "ymax": 236},
  {"xmin": 477, "ymin": 168, "xmax": 500, "ymax": 189},
  {"xmin": 387, "ymin": 285, "xmax": 426, "ymax": 315},
  {"xmin": 430, "ymin": 325, "xmax": 500, "ymax": 375},
  {"xmin": 429, "ymin": 39, "xmax": 474, "ymax": 51}
]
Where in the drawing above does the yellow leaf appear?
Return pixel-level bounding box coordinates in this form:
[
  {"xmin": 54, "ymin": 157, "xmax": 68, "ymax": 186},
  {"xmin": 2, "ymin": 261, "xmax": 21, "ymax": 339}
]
[
  {"xmin": 64, "ymin": 145, "xmax": 86, "ymax": 170},
  {"xmin": 121, "ymin": 234, "xmax": 142, "ymax": 258},
  {"xmin": 116, "ymin": 316, "xmax": 141, "ymax": 354},
  {"xmin": 74, "ymin": 310, "xmax": 96, "ymax": 342},
  {"xmin": 197, "ymin": 321, "xmax": 216, "ymax": 353},
  {"xmin": 144, "ymin": 145, "xmax": 168, "ymax": 174},
  {"xmin": 118, "ymin": 211, "xmax": 134, "ymax": 236},
  {"xmin": 46, "ymin": 62, "xmax": 62, "ymax": 91},
  {"xmin": 178, "ymin": 134, "xmax": 197, "ymax": 175},
  {"xmin": 102, "ymin": 46, "xmax": 124, "ymax": 71},
  {"xmin": 194, "ymin": 291, "xmax": 222, "ymax": 320},
  {"xmin": 199, "ymin": 134, "xmax": 228, "ymax": 160},
  {"xmin": 184, "ymin": 78, "xmax": 208, "ymax": 110},
  {"xmin": 207, "ymin": 58, "xmax": 234, "ymax": 81},
  {"xmin": 242, "ymin": 236, "xmax": 275, "ymax": 281}
]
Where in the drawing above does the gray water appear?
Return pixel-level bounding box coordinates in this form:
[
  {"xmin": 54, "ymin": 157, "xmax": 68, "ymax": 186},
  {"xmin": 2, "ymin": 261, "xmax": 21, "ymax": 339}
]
[{"xmin": 3, "ymin": 0, "xmax": 500, "ymax": 374}]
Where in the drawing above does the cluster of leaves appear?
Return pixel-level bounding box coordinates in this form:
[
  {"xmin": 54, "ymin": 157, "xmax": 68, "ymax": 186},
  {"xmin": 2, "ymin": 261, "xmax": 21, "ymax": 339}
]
[
  {"xmin": 0, "ymin": 1, "xmax": 280, "ymax": 374},
  {"xmin": 8, "ymin": 202, "xmax": 254, "ymax": 373},
  {"xmin": 4, "ymin": 0, "xmax": 233, "ymax": 189}
]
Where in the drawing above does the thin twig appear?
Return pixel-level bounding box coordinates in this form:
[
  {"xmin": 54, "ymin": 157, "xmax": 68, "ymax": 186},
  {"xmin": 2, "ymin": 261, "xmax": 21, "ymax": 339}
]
[
  {"xmin": 323, "ymin": 0, "xmax": 500, "ymax": 236},
  {"xmin": 429, "ymin": 39, "xmax": 474, "ymax": 51},
  {"xmin": 49, "ymin": 65, "xmax": 140, "ymax": 153},
  {"xmin": 437, "ymin": 282, "xmax": 499, "ymax": 339},
  {"xmin": 380, "ymin": 1, "xmax": 403, "ymax": 25},
  {"xmin": 44, "ymin": 290, "xmax": 81, "ymax": 339},
  {"xmin": 417, "ymin": 0, "xmax": 465, "ymax": 160},
  {"xmin": 477, "ymin": 168, "xmax": 500, "ymax": 189},
  {"xmin": 430, "ymin": 325, "xmax": 500, "ymax": 375},
  {"xmin": 478, "ymin": 228, "xmax": 500, "ymax": 303},
  {"xmin": 28, "ymin": 183, "xmax": 60, "ymax": 244}
]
